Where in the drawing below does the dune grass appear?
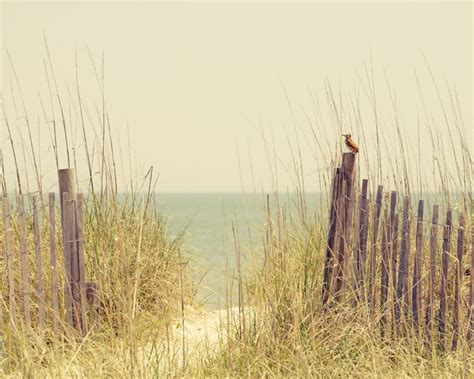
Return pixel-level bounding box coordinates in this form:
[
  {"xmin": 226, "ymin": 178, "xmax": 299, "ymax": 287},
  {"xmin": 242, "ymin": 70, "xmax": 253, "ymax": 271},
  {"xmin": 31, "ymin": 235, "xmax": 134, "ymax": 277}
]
[{"xmin": 1, "ymin": 46, "xmax": 472, "ymax": 377}]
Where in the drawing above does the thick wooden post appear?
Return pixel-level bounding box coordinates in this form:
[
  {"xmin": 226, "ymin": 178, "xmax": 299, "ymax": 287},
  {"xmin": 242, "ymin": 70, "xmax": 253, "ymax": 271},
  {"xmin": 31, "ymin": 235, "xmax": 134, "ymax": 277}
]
[
  {"xmin": 63, "ymin": 191, "xmax": 83, "ymax": 331},
  {"xmin": 58, "ymin": 168, "xmax": 77, "ymax": 222},
  {"xmin": 334, "ymin": 153, "xmax": 356, "ymax": 301},
  {"xmin": 58, "ymin": 169, "xmax": 80, "ymax": 330}
]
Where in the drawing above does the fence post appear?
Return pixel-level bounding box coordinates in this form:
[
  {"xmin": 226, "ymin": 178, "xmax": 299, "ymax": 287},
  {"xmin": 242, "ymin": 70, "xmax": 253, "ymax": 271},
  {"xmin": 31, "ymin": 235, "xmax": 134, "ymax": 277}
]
[
  {"xmin": 334, "ymin": 153, "xmax": 356, "ymax": 301},
  {"xmin": 58, "ymin": 168, "xmax": 77, "ymax": 224},
  {"xmin": 58, "ymin": 169, "xmax": 77, "ymax": 330}
]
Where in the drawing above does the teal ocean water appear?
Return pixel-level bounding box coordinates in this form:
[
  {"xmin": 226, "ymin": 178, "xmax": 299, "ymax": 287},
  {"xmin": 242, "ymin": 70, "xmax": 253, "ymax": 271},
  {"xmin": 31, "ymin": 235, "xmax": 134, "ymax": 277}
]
[{"xmin": 155, "ymin": 193, "xmax": 326, "ymax": 308}]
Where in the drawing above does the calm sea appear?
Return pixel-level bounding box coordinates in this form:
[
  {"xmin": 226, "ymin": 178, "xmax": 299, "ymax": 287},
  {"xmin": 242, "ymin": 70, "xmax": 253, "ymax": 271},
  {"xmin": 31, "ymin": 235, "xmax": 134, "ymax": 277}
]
[{"xmin": 155, "ymin": 193, "xmax": 326, "ymax": 308}]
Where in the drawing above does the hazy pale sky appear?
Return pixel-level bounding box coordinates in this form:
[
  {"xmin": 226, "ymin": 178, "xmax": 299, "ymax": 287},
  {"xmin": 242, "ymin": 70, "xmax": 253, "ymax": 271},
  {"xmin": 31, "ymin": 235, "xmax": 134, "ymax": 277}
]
[{"xmin": 1, "ymin": 1, "xmax": 472, "ymax": 192}]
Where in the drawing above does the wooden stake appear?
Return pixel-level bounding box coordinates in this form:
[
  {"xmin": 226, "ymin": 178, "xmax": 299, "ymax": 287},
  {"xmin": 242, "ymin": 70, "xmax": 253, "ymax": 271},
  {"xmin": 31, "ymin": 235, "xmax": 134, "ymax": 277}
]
[
  {"xmin": 467, "ymin": 225, "xmax": 474, "ymax": 348},
  {"xmin": 355, "ymin": 179, "xmax": 369, "ymax": 297},
  {"xmin": 369, "ymin": 185, "xmax": 383, "ymax": 311},
  {"xmin": 62, "ymin": 192, "xmax": 74, "ymax": 328},
  {"xmin": 2, "ymin": 198, "xmax": 15, "ymax": 325},
  {"xmin": 76, "ymin": 194, "xmax": 88, "ymax": 334},
  {"xmin": 395, "ymin": 196, "xmax": 410, "ymax": 329},
  {"xmin": 438, "ymin": 208, "xmax": 452, "ymax": 352},
  {"xmin": 33, "ymin": 196, "xmax": 45, "ymax": 330},
  {"xmin": 451, "ymin": 213, "xmax": 465, "ymax": 351},
  {"xmin": 322, "ymin": 168, "xmax": 342, "ymax": 305},
  {"xmin": 49, "ymin": 193, "xmax": 60, "ymax": 334},
  {"xmin": 17, "ymin": 195, "xmax": 31, "ymax": 330},
  {"xmin": 411, "ymin": 200, "xmax": 424, "ymax": 333},
  {"xmin": 380, "ymin": 209, "xmax": 389, "ymax": 336},
  {"xmin": 424, "ymin": 204, "xmax": 438, "ymax": 349}
]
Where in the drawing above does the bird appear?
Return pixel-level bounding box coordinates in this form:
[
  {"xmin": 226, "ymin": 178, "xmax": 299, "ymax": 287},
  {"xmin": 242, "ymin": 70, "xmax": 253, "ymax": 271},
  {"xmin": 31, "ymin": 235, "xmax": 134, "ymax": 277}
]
[{"xmin": 342, "ymin": 133, "xmax": 359, "ymax": 154}]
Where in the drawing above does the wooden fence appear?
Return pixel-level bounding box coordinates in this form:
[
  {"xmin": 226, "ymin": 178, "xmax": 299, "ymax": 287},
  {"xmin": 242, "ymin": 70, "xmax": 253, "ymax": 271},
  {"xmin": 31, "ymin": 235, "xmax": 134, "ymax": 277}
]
[
  {"xmin": 322, "ymin": 153, "xmax": 473, "ymax": 352},
  {"xmin": 1, "ymin": 168, "xmax": 99, "ymax": 337}
]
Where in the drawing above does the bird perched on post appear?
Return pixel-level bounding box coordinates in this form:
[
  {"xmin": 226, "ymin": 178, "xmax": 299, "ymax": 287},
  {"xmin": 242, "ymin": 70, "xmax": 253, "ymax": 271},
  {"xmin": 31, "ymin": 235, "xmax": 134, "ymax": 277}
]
[{"xmin": 342, "ymin": 133, "xmax": 359, "ymax": 154}]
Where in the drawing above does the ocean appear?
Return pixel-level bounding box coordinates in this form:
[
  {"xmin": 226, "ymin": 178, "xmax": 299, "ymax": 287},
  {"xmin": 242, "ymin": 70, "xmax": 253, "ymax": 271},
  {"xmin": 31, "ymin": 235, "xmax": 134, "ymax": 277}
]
[{"xmin": 155, "ymin": 192, "xmax": 326, "ymax": 308}]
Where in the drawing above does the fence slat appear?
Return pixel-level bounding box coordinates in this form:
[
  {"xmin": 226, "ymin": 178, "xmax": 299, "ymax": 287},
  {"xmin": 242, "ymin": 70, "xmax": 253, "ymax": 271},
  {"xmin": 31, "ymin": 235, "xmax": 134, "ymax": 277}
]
[
  {"xmin": 355, "ymin": 179, "xmax": 369, "ymax": 298},
  {"xmin": 49, "ymin": 193, "xmax": 60, "ymax": 334},
  {"xmin": 451, "ymin": 213, "xmax": 465, "ymax": 351},
  {"xmin": 369, "ymin": 185, "xmax": 383, "ymax": 311},
  {"xmin": 62, "ymin": 192, "xmax": 74, "ymax": 328},
  {"xmin": 76, "ymin": 193, "xmax": 88, "ymax": 334},
  {"xmin": 388, "ymin": 192, "xmax": 397, "ymax": 335},
  {"xmin": 424, "ymin": 204, "xmax": 438, "ymax": 349},
  {"xmin": 411, "ymin": 200, "xmax": 424, "ymax": 333},
  {"xmin": 18, "ymin": 195, "xmax": 31, "ymax": 330},
  {"xmin": 389, "ymin": 191, "xmax": 397, "ymax": 292},
  {"xmin": 395, "ymin": 196, "xmax": 410, "ymax": 328},
  {"xmin": 467, "ymin": 225, "xmax": 474, "ymax": 347},
  {"xmin": 33, "ymin": 196, "xmax": 45, "ymax": 330},
  {"xmin": 438, "ymin": 208, "xmax": 452, "ymax": 352},
  {"xmin": 380, "ymin": 208, "xmax": 389, "ymax": 336},
  {"xmin": 3, "ymin": 198, "xmax": 15, "ymax": 324},
  {"xmin": 391, "ymin": 212, "xmax": 399, "ymax": 336}
]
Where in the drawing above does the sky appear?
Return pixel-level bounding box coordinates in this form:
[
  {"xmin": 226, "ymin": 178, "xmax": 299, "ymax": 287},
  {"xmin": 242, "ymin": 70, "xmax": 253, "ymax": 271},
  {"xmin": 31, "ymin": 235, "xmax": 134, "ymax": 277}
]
[{"xmin": 1, "ymin": 1, "xmax": 472, "ymax": 193}]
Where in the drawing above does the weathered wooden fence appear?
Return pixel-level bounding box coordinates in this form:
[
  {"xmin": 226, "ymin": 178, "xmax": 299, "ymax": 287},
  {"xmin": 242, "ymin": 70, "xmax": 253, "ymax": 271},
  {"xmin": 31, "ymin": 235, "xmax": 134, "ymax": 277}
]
[
  {"xmin": 0, "ymin": 168, "xmax": 99, "ymax": 337},
  {"xmin": 322, "ymin": 153, "xmax": 473, "ymax": 352}
]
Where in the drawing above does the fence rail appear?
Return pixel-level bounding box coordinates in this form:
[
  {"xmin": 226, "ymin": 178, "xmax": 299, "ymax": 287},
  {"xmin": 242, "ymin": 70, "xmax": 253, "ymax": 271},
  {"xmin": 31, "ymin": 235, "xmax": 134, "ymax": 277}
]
[{"xmin": 322, "ymin": 153, "xmax": 473, "ymax": 352}]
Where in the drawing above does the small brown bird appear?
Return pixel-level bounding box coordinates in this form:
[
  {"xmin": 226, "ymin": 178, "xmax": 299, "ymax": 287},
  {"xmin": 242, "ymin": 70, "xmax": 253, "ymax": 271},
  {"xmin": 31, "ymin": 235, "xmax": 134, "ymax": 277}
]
[{"xmin": 342, "ymin": 133, "xmax": 359, "ymax": 154}]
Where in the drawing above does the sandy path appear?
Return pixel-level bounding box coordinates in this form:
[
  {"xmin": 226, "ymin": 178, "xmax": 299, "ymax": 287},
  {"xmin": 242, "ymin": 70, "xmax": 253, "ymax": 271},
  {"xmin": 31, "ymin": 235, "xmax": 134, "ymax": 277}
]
[{"xmin": 171, "ymin": 306, "xmax": 240, "ymax": 352}]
